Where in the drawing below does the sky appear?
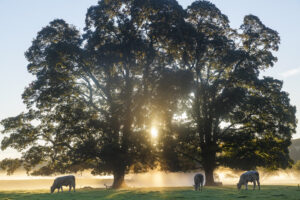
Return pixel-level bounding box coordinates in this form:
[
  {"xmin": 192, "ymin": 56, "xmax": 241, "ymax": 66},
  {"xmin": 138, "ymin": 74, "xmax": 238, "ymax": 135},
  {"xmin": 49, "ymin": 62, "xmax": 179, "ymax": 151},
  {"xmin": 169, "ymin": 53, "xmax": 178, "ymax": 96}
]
[{"xmin": 0, "ymin": 0, "xmax": 300, "ymax": 159}]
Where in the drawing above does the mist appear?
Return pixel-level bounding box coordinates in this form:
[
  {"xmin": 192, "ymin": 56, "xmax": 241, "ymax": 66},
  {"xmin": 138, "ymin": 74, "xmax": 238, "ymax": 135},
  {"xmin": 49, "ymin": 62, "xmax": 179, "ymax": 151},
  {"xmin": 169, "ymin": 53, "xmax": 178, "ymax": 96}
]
[
  {"xmin": 127, "ymin": 168, "xmax": 300, "ymax": 187},
  {"xmin": 1, "ymin": 168, "xmax": 300, "ymax": 190}
]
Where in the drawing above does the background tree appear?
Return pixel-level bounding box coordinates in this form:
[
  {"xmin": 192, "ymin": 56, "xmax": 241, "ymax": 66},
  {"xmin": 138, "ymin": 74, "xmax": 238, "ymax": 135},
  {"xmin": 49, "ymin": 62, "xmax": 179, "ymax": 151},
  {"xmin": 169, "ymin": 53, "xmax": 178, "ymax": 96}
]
[{"xmin": 157, "ymin": 1, "xmax": 296, "ymax": 185}]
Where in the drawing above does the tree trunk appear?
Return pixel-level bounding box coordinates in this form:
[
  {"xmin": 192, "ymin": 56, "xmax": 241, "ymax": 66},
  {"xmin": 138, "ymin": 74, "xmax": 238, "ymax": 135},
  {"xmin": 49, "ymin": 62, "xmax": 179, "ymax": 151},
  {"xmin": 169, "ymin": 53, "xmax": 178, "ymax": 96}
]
[
  {"xmin": 204, "ymin": 167, "xmax": 216, "ymax": 186},
  {"xmin": 112, "ymin": 170, "xmax": 127, "ymax": 189},
  {"xmin": 202, "ymin": 144, "xmax": 217, "ymax": 186}
]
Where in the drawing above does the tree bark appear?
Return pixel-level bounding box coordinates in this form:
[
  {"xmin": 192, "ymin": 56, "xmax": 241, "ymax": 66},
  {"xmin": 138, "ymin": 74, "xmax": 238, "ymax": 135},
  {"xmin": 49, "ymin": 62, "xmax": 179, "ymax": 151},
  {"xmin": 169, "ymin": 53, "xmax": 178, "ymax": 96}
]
[
  {"xmin": 204, "ymin": 167, "xmax": 216, "ymax": 186},
  {"xmin": 202, "ymin": 144, "xmax": 218, "ymax": 186},
  {"xmin": 112, "ymin": 170, "xmax": 127, "ymax": 189}
]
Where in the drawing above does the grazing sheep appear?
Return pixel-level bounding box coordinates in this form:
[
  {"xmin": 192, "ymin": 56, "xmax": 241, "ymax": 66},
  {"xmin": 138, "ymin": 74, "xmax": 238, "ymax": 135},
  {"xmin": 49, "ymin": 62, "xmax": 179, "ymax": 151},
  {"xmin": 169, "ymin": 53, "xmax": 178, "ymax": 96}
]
[
  {"xmin": 194, "ymin": 173, "xmax": 204, "ymax": 191},
  {"xmin": 237, "ymin": 171, "xmax": 260, "ymax": 190},
  {"xmin": 50, "ymin": 175, "xmax": 76, "ymax": 193}
]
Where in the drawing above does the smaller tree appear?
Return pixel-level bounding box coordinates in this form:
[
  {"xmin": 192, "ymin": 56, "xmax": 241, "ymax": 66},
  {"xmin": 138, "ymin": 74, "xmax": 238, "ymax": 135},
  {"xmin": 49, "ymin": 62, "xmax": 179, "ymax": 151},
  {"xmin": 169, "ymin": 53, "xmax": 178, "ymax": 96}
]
[{"xmin": 156, "ymin": 1, "xmax": 297, "ymax": 185}]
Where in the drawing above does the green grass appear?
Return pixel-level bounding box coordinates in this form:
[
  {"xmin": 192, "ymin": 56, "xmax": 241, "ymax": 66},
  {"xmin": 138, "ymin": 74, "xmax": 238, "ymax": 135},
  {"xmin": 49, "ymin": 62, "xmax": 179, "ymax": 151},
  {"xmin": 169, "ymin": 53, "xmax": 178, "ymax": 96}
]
[{"xmin": 0, "ymin": 186, "xmax": 299, "ymax": 200}]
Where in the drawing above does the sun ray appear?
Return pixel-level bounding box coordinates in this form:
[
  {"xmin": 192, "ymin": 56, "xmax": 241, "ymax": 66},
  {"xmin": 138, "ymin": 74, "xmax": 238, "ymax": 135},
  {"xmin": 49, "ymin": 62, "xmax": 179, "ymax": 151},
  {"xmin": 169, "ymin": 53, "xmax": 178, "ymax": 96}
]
[{"xmin": 150, "ymin": 127, "xmax": 158, "ymax": 138}]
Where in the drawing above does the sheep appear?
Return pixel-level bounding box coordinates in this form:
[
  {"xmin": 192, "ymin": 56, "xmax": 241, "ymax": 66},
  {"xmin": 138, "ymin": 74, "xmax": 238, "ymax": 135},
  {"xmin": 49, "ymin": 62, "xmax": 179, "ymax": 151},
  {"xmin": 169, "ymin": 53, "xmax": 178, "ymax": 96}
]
[
  {"xmin": 50, "ymin": 175, "xmax": 76, "ymax": 193},
  {"xmin": 237, "ymin": 171, "xmax": 260, "ymax": 190},
  {"xmin": 194, "ymin": 173, "xmax": 204, "ymax": 191}
]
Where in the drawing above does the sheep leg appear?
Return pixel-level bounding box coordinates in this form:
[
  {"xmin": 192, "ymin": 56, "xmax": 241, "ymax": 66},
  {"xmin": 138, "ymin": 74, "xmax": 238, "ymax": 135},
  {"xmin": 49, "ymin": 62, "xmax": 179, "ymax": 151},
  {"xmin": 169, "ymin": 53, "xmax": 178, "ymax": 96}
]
[
  {"xmin": 245, "ymin": 183, "xmax": 248, "ymax": 190},
  {"xmin": 253, "ymin": 181, "xmax": 256, "ymax": 190},
  {"xmin": 257, "ymin": 180, "xmax": 260, "ymax": 190}
]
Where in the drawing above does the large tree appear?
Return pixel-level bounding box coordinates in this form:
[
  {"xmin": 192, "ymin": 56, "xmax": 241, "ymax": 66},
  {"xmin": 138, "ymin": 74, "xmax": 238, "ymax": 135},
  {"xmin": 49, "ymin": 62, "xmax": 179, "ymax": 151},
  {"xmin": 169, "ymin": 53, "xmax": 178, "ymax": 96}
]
[
  {"xmin": 158, "ymin": 1, "xmax": 297, "ymax": 185},
  {"xmin": 0, "ymin": 0, "xmax": 186, "ymax": 189}
]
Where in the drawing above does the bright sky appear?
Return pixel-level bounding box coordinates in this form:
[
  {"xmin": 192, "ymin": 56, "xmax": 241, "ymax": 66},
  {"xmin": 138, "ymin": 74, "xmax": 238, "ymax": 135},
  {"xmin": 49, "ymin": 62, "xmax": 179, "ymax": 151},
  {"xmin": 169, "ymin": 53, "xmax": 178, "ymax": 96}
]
[{"xmin": 0, "ymin": 0, "xmax": 299, "ymax": 159}]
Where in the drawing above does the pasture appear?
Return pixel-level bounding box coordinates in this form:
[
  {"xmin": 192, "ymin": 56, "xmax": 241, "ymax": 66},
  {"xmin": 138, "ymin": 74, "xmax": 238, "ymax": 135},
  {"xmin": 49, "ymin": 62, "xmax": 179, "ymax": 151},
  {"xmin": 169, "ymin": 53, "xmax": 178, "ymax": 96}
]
[{"xmin": 0, "ymin": 186, "xmax": 299, "ymax": 200}]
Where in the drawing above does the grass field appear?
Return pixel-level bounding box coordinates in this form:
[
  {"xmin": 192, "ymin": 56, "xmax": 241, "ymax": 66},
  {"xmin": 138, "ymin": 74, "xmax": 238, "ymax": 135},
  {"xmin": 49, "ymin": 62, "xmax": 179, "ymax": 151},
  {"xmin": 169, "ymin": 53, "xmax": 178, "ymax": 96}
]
[{"xmin": 0, "ymin": 186, "xmax": 299, "ymax": 200}]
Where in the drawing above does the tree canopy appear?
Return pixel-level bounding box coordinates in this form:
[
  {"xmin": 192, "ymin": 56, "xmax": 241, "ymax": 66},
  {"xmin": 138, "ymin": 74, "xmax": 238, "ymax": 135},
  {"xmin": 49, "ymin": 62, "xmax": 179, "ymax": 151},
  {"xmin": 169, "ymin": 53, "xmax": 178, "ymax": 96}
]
[
  {"xmin": 157, "ymin": 2, "xmax": 296, "ymax": 185},
  {"xmin": 0, "ymin": 0, "xmax": 297, "ymax": 188}
]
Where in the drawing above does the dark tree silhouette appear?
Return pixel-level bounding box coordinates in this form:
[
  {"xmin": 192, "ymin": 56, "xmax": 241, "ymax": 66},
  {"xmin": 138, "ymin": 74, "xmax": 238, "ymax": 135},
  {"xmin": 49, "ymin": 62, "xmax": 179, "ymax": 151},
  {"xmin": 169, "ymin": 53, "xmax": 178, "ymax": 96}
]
[
  {"xmin": 157, "ymin": 1, "xmax": 296, "ymax": 185},
  {"xmin": 0, "ymin": 0, "xmax": 296, "ymax": 188},
  {"xmin": 0, "ymin": 0, "xmax": 188, "ymax": 189}
]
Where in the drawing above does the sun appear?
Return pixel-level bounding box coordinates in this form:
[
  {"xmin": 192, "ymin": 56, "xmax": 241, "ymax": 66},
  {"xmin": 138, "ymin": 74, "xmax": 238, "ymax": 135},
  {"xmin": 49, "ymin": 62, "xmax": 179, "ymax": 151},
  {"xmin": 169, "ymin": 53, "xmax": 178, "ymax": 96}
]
[{"xmin": 150, "ymin": 127, "xmax": 158, "ymax": 138}]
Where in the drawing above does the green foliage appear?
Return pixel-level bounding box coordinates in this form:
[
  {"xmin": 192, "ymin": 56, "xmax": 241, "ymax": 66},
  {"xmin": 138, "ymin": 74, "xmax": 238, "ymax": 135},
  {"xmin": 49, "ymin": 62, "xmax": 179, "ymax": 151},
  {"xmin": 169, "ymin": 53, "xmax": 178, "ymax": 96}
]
[
  {"xmin": 0, "ymin": 158, "xmax": 22, "ymax": 175},
  {"xmin": 0, "ymin": 0, "xmax": 296, "ymax": 188}
]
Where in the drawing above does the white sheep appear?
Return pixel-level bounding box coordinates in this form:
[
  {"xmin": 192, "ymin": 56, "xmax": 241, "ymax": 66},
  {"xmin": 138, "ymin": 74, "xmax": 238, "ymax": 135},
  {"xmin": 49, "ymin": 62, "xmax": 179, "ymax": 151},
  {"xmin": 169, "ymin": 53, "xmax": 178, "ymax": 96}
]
[
  {"xmin": 50, "ymin": 175, "xmax": 76, "ymax": 193},
  {"xmin": 237, "ymin": 171, "xmax": 260, "ymax": 190}
]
